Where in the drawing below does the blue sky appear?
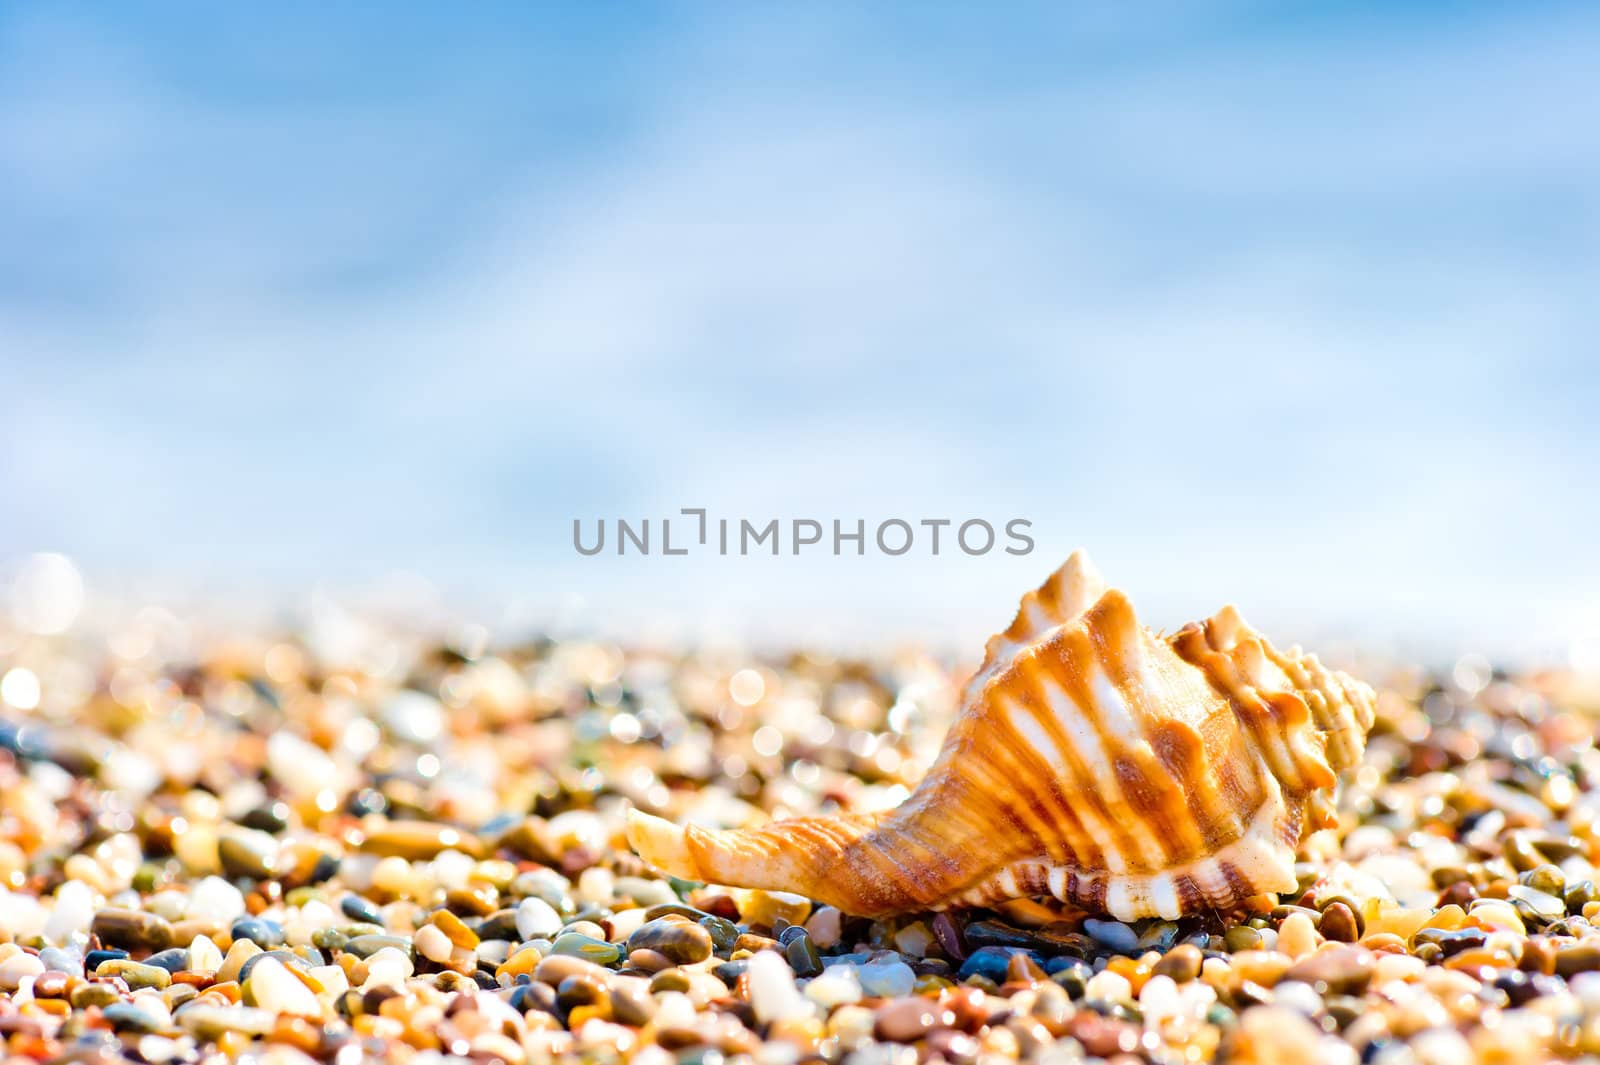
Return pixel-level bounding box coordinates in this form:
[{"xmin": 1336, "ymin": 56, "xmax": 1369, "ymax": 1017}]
[{"xmin": 2, "ymin": 3, "xmax": 1598, "ymax": 661}]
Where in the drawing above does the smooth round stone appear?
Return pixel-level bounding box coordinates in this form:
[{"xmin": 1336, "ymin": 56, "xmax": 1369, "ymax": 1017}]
[
  {"xmin": 740, "ymin": 889, "xmax": 812, "ymax": 929},
  {"xmin": 101, "ymin": 1001, "xmax": 164, "ymax": 1033},
  {"xmin": 614, "ymin": 877, "xmax": 679, "ymax": 908},
  {"xmin": 0, "ymin": 952, "xmax": 45, "ymax": 991},
  {"xmin": 747, "ymin": 948, "xmax": 811, "ymax": 1024},
  {"xmin": 957, "ymin": 947, "xmax": 1020, "ymax": 983},
  {"xmin": 1224, "ymin": 926, "xmax": 1263, "ymax": 952},
  {"xmin": 340, "ymin": 895, "xmax": 384, "ymax": 926},
  {"xmin": 37, "ymin": 947, "xmax": 81, "ymax": 975},
  {"xmin": 91, "ymin": 907, "xmax": 174, "ymax": 952},
  {"xmin": 71, "ymin": 982, "xmax": 123, "ymax": 1008},
  {"xmin": 1318, "ymin": 902, "xmax": 1361, "ymax": 943},
  {"xmin": 247, "ymin": 956, "xmax": 321, "ymax": 1016},
  {"xmin": 177, "ymin": 1004, "xmax": 276, "ymax": 1039},
  {"xmin": 805, "ymin": 907, "xmax": 844, "ymax": 950},
  {"xmin": 1083, "ymin": 919, "xmax": 1139, "ymax": 953},
  {"xmin": 1521, "ymin": 865, "xmax": 1565, "ymax": 896},
  {"xmin": 627, "ymin": 918, "xmax": 713, "ymax": 965},
  {"xmin": 875, "ymin": 997, "xmax": 943, "ymax": 1042},
  {"xmin": 218, "ymin": 827, "xmax": 279, "ymax": 880},
  {"xmin": 1136, "ymin": 921, "xmax": 1181, "ymax": 954},
  {"xmin": 608, "ymin": 978, "xmax": 657, "ymax": 1026},
  {"xmin": 185, "ymin": 877, "xmax": 246, "ymax": 925},
  {"xmin": 515, "ymin": 898, "xmax": 563, "ymax": 941},
  {"xmin": 415, "ymin": 924, "xmax": 454, "ymax": 965},
  {"xmin": 94, "ymin": 959, "xmax": 172, "ymax": 990},
  {"xmin": 345, "ymin": 935, "xmax": 414, "ymax": 960},
  {"xmin": 856, "ymin": 959, "xmax": 916, "ymax": 997},
  {"xmin": 550, "ymin": 933, "xmax": 621, "ymax": 966},
  {"xmin": 786, "ymin": 933, "xmax": 823, "ymax": 977},
  {"xmin": 144, "ymin": 948, "xmax": 191, "ymax": 974},
  {"xmin": 699, "ymin": 915, "xmax": 739, "ymax": 953},
  {"xmin": 1507, "ymin": 884, "xmax": 1565, "ymax": 921},
  {"xmin": 1556, "ymin": 943, "xmax": 1600, "ymax": 977},
  {"xmin": 1283, "ymin": 946, "xmax": 1374, "ymax": 995},
  {"xmin": 230, "ymin": 917, "xmax": 285, "ymax": 948},
  {"xmin": 1151, "ymin": 944, "xmax": 1203, "ymax": 983},
  {"xmin": 361, "ymin": 820, "xmax": 482, "ymax": 861},
  {"xmin": 44, "ymin": 880, "xmax": 96, "ymax": 945},
  {"xmin": 534, "ymin": 953, "xmax": 613, "ymax": 987},
  {"xmin": 805, "ymin": 966, "xmax": 863, "ymax": 1008},
  {"xmin": 188, "ymin": 934, "xmax": 224, "ymax": 973}
]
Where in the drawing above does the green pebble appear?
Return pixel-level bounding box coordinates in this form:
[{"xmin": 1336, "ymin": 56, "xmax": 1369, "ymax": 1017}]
[
  {"xmin": 1520, "ymin": 864, "xmax": 1565, "ymax": 896},
  {"xmin": 95, "ymin": 959, "xmax": 172, "ymax": 990},
  {"xmin": 1223, "ymin": 926, "xmax": 1262, "ymax": 952},
  {"xmin": 345, "ymin": 934, "xmax": 415, "ymax": 959},
  {"xmin": 551, "ymin": 932, "xmax": 622, "ymax": 966}
]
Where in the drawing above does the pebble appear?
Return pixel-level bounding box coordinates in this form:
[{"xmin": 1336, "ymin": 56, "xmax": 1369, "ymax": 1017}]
[
  {"xmin": 551, "ymin": 932, "xmax": 623, "ymax": 966},
  {"xmin": 217, "ymin": 826, "xmax": 279, "ymax": 880},
  {"xmin": 806, "ymin": 965, "xmax": 864, "ymax": 1008},
  {"xmin": 362, "ymin": 819, "xmax": 482, "ymax": 861},
  {"xmin": 805, "ymin": 906, "xmax": 844, "ymax": 949},
  {"xmin": 186, "ymin": 876, "xmax": 246, "ymax": 925},
  {"xmin": 516, "ymin": 896, "xmax": 564, "ymax": 940},
  {"xmin": 747, "ymin": 948, "xmax": 812, "ymax": 1024},
  {"xmin": 856, "ymin": 959, "xmax": 917, "ymax": 998},
  {"xmin": 414, "ymin": 923, "xmax": 454, "ymax": 964},
  {"xmin": 0, "ymin": 951, "xmax": 45, "ymax": 991},
  {"xmin": 1083, "ymin": 919, "xmax": 1139, "ymax": 953},
  {"xmin": 627, "ymin": 917, "xmax": 714, "ymax": 964},
  {"xmin": 1152, "ymin": 943, "xmax": 1203, "ymax": 982},
  {"xmin": 740, "ymin": 889, "xmax": 812, "ymax": 929},
  {"xmin": 1319, "ymin": 902, "xmax": 1361, "ymax": 943},
  {"xmin": 246, "ymin": 955, "xmax": 322, "ymax": 1016},
  {"xmin": 874, "ymin": 997, "xmax": 945, "ymax": 1042},
  {"xmin": 91, "ymin": 907, "xmax": 175, "ymax": 952},
  {"xmin": 43, "ymin": 879, "xmax": 96, "ymax": 944}
]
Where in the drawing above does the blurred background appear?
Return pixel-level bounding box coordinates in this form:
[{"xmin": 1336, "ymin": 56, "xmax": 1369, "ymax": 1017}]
[{"xmin": 2, "ymin": 3, "xmax": 1597, "ymax": 666}]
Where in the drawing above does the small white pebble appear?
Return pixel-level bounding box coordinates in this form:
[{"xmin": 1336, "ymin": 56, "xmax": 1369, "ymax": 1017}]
[
  {"xmin": 186, "ymin": 877, "xmax": 246, "ymax": 925},
  {"xmin": 309, "ymin": 964, "xmax": 348, "ymax": 998},
  {"xmin": 515, "ymin": 897, "xmax": 563, "ymax": 941},
  {"xmin": 1138, "ymin": 974, "xmax": 1181, "ymax": 1022},
  {"xmin": 1084, "ymin": 969, "xmax": 1132, "ymax": 1003},
  {"xmin": 0, "ymin": 952, "xmax": 44, "ymax": 991},
  {"xmin": 804, "ymin": 966, "xmax": 863, "ymax": 1008},
  {"xmin": 248, "ymin": 956, "xmax": 321, "ymax": 1017},
  {"xmin": 188, "ymin": 934, "xmax": 223, "ymax": 973},
  {"xmin": 748, "ymin": 949, "xmax": 813, "ymax": 1024},
  {"xmin": 43, "ymin": 880, "xmax": 96, "ymax": 946},
  {"xmin": 414, "ymin": 924, "xmax": 453, "ymax": 964},
  {"xmin": 854, "ymin": 960, "xmax": 915, "ymax": 998}
]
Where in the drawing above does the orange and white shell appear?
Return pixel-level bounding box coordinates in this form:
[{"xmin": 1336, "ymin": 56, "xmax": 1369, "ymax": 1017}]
[{"xmin": 626, "ymin": 551, "xmax": 1377, "ymax": 920}]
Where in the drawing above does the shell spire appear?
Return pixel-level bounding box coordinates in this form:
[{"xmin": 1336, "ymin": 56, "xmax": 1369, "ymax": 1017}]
[{"xmin": 626, "ymin": 552, "xmax": 1377, "ymax": 920}]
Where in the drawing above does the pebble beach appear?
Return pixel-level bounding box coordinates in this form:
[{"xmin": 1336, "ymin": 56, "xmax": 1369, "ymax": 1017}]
[{"xmin": 5, "ymin": 615, "xmax": 1600, "ymax": 1064}]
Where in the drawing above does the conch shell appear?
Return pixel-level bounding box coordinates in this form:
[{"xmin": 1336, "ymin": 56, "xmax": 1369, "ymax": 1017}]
[{"xmin": 626, "ymin": 551, "xmax": 1376, "ymax": 920}]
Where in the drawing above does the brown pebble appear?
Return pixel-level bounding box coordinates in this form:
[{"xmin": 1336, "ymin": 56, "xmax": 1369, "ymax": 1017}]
[
  {"xmin": 1152, "ymin": 944, "xmax": 1203, "ymax": 983},
  {"xmin": 1319, "ymin": 902, "xmax": 1360, "ymax": 943},
  {"xmin": 875, "ymin": 997, "xmax": 950, "ymax": 1042},
  {"xmin": 1520, "ymin": 938, "xmax": 1557, "ymax": 975},
  {"xmin": 1283, "ymin": 946, "xmax": 1374, "ymax": 995},
  {"xmin": 533, "ymin": 954, "xmax": 611, "ymax": 988},
  {"xmin": 1005, "ymin": 952, "xmax": 1048, "ymax": 986},
  {"xmin": 91, "ymin": 908, "xmax": 174, "ymax": 952},
  {"xmin": 626, "ymin": 948, "xmax": 673, "ymax": 972},
  {"xmin": 941, "ymin": 986, "xmax": 990, "ymax": 1033},
  {"xmin": 1067, "ymin": 1012, "xmax": 1136, "ymax": 1058},
  {"xmin": 360, "ymin": 820, "xmax": 484, "ymax": 861}
]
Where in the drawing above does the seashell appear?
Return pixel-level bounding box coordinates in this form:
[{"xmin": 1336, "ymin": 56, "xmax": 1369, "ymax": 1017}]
[{"xmin": 626, "ymin": 551, "xmax": 1377, "ymax": 921}]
